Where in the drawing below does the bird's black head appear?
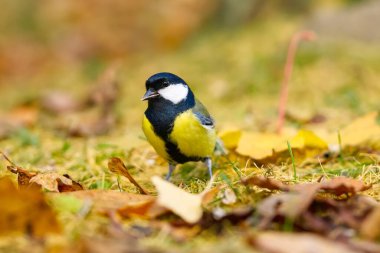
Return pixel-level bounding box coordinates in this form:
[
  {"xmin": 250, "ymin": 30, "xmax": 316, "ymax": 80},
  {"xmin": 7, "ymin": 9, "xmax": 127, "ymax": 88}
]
[{"xmin": 142, "ymin": 72, "xmax": 193, "ymax": 105}]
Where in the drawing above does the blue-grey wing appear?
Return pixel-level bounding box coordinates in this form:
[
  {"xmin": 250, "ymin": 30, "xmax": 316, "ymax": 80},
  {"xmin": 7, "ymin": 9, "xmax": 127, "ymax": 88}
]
[{"xmin": 192, "ymin": 99, "xmax": 215, "ymax": 129}]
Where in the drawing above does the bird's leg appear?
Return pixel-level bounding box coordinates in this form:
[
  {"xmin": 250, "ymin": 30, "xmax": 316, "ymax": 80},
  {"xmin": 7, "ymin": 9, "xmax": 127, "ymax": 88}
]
[
  {"xmin": 165, "ymin": 163, "xmax": 176, "ymax": 181},
  {"xmin": 204, "ymin": 157, "xmax": 212, "ymax": 178}
]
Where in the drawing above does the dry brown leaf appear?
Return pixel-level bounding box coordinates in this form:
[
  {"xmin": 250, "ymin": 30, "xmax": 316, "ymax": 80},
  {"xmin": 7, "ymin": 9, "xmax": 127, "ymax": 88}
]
[
  {"xmin": 118, "ymin": 201, "xmax": 166, "ymax": 220},
  {"xmin": 0, "ymin": 177, "xmax": 61, "ymax": 236},
  {"xmin": 7, "ymin": 165, "xmax": 37, "ymax": 189},
  {"xmin": 320, "ymin": 177, "xmax": 372, "ymax": 195},
  {"xmin": 108, "ymin": 157, "xmax": 148, "ymax": 195},
  {"xmin": 30, "ymin": 172, "xmax": 75, "ymax": 192},
  {"xmin": 257, "ymin": 184, "xmax": 320, "ymax": 221},
  {"xmin": 60, "ymin": 190, "xmax": 155, "ymax": 213},
  {"xmin": 360, "ymin": 205, "xmax": 380, "ymax": 240},
  {"xmin": 248, "ymin": 232, "xmax": 358, "ymax": 253},
  {"xmin": 242, "ymin": 175, "xmax": 288, "ymax": 191},
  {"xmin": 57, "ymin": 174, "xmax": 84, "ymax": 192},
  {"xmin": 28, "ymin": 172, "xmax": 83, "ymax": 192},
  {"xmin": 4, "ymin": 153, "xmax": 83, "ymax": 192},
  {"xmin": 244, "ymin": 175, "xmax": 371, "ymax": 196}
]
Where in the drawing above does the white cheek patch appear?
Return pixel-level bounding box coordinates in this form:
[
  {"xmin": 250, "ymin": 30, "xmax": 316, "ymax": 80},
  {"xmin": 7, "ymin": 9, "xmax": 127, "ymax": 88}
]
[{"xmin": 158, "ymin": 84, "xmax": 189, "ymax": 104}]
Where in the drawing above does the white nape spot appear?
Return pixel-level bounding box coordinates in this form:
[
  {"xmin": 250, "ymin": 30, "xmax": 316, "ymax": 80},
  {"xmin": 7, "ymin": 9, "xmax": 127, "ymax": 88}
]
[{"xmin": 158, "ymin": 83, "xmax": 188, "ymax": 104}]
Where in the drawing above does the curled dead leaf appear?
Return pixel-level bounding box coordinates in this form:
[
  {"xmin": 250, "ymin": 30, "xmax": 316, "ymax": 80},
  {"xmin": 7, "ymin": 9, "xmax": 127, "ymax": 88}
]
[
  {"xmin": 4, "ymin": 154, "xmax": 83, "ymax": 192},
  {"xmin": 319, "ymin": 177, "xmax": 372, "ymax": 195},
  {"xmin": 7, "ymin": 165, "xmax": 37, "ymax": 189},
  {"xmin": 242, "ymin": 175, "xmax": 288, "ymax": 191},
  {"xmin": 108, "ymin": 157, "xmax": 148, "ymax": 195}
]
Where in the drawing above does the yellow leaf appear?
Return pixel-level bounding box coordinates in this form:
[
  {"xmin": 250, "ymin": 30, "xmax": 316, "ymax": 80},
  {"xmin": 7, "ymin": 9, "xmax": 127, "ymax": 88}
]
[
  {"xmin": 218, "ymin": 127, "xmax": 242, "ymax": 149},
  {"xmin": 289, "ymin": 129, "xmax": 328, "ymax": 150},
  {"xmin": 331, "ymin": 112, "xmax": 380, "ymax": 147},
  {"xmin": 236, "ymin": 130, "xmax": 328, "ymax": 160},
  {"xmin": 236, "ymin": 131, "xmax": 288, "ymax": 160}
]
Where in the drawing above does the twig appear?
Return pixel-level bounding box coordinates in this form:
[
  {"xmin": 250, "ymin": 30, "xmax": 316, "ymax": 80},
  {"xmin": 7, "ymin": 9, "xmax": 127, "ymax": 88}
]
[
  {"xmin": 276, "ymin": 31, "xmax": 316, "ymax": 134},
  {"xmin": 0, "ymin": 151, "xmax": 16, "ymax": 166}
]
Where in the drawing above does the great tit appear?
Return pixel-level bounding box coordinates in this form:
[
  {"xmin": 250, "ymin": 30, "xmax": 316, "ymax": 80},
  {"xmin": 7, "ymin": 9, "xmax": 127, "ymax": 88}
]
[{"xmin": 142, "ymin": 72, "xmax": 216, "ymax": 180}]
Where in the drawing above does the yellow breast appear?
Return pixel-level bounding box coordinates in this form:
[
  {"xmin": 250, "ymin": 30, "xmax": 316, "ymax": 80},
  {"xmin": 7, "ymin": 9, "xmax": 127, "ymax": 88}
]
[
  {"xmin": 169, "ymin": 110, "xmax": 216, "ymax": 158},
  {"xmin": 142, "ymin": 115, "xmax": 169, "ymax": 160}
]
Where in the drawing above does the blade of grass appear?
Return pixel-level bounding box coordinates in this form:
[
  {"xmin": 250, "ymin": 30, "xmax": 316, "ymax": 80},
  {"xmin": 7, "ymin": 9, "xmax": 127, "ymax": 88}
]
[{"xmin": 287, "ymin": 141, "xmax": 297, "ymax": 181}]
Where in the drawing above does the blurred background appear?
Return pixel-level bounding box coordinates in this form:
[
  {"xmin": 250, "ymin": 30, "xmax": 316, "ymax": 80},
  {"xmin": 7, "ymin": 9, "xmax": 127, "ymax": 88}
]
[{"xmin": 1, "ymin": 0, "xmax": 380, "ymax": 147}]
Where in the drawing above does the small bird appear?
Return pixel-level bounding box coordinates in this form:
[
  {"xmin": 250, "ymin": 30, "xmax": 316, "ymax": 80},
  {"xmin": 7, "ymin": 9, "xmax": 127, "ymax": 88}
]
[{"xmin": 142, "ymin": 72, "xmax": 216, "ymax": 180}]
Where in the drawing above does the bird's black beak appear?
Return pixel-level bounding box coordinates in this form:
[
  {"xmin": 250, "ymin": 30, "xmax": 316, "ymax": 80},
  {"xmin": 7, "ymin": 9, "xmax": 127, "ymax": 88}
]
[{"xmin": 141, "ymin": 88, "xmax": 159, "ymax": 101}]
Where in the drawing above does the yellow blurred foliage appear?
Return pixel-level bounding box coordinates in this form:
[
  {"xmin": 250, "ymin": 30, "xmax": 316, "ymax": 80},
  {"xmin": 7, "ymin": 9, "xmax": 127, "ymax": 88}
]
[{"xmin": 0, "ymin": 177, "xmax": 61, "ymax": 237}]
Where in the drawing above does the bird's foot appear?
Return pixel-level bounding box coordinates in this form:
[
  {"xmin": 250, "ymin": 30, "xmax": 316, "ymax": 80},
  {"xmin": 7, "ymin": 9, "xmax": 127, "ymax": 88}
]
[
  {"xmin": 204, "ymin": 157, "xmax": 212, "ymax": 179},
  {"xmin": 165, "ymin": 163, "xmax": 176, "ymax": 181}
]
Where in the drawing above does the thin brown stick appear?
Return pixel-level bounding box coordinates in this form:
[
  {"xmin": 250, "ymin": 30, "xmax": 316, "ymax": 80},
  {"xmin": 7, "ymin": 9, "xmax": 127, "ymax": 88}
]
[
  {"xmin": 276, "ymin": 31, "xmax": 316, "ymax": 134},
  {"xmin": 0, "ymin": 151, "xmax": 16, "ymax": 166}
]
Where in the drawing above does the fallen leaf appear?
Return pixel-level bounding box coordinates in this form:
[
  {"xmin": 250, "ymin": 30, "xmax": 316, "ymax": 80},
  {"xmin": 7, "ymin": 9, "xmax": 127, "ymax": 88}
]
[
  {"xmin": 257, "ymin": 184, "xmax": 320, "ymax": 222},
  {"xmin": 360, "ymin": 205, "xmax": 380, "ymax": 240},
  {"xmin": 331, "ymin": 111, "xmax": 380, "ymax": 147},
  {"xmin": 58, "ymin": 190, "xmax": 155, "ymax": 213},
  {"xmin": 7, "ymin": 165, "xmax": 37, "ymax": 189},
  {"xmin": 108, "ymin": 157, "xmax": 148, "ymax": 195},
  {"xmin": 236, "ymin": 131, "xmax": 285, "ymax": 160},
  {"xmin": 290, "ymin": 129, "xmax": 328, "ymax": 149},
  {"xmin": 247, "ymin": 232, "xmax": 358, "ymax": 253},
  {"xmin": 319, "ymin": 177, "xmax": 372, "ymax": 195},
  {"xmin": 0, "ymin": 177, "xmax": 61, "ymax": 236},
  {"xmin": 244, "ymin": 175, "xmax": 371, "ymax": 195},
  {"xmin": 221, "ymin": 188, "xmax": 237, "ymax": 205},
  {"xmin": 29, "ymin": 172, "xmax": 83, "ymax": 192},
  {"xmin": 152, "ymin": 176, "xmax": 203, "ymax": 224},
  {"xmin": 236, "ymin": 129, "xmax": 327, "ymax": 160},
  {"xmin": 218, "ymin": 127, "xmax": 242, "ymax": 149},
  {"xmin": 4, "ymin": 153, "xmax": 83, "ymax": 192},
  {"xmin": 117, "ymin": 200, "xmax": 165, "ymax": 219},
  {"xmin": 242, "ymin": 175, "xmax": 288, "ymax": 191},
  {"xmin": 57, "ymin": 174, "xmax": 84, "ymax": 192}
]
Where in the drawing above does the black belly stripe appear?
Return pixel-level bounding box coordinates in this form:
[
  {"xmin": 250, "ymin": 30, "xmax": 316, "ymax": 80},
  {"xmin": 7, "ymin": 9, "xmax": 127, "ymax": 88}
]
[{"xmin": 165, "ymin": 141, "xmax": 202, "ymax": 163}]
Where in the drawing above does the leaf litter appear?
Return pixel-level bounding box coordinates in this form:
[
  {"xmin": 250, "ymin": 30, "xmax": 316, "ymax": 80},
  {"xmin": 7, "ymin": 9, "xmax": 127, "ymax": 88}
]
[{"xmin": 0, "ymin": 24, "xmax": 380, "ymax": 253}]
